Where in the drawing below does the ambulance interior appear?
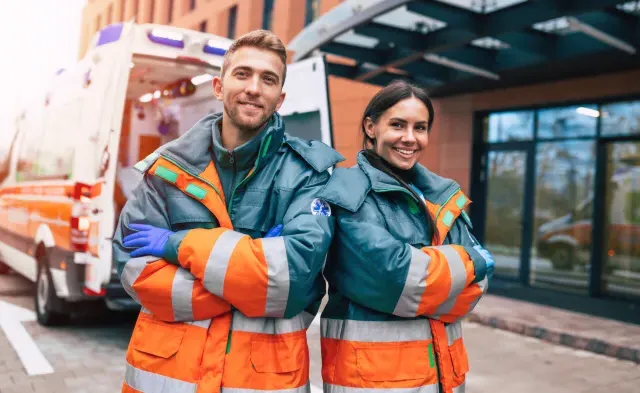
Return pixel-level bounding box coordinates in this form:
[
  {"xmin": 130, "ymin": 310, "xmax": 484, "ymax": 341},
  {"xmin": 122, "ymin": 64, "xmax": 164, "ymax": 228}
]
[{"xmin": 114, "ymin": 54, "xmax": 223, "ymax": 218}]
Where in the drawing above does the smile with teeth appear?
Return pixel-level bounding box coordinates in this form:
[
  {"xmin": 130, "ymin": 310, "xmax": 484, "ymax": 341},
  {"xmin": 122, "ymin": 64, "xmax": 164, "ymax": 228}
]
[
  {"xmin": 393, "ymin": 147, "xmax": 417, "ymax": 157},
  {"xmin": 240, "ymin": 102, "xmax": 262, "ymax": 109}
]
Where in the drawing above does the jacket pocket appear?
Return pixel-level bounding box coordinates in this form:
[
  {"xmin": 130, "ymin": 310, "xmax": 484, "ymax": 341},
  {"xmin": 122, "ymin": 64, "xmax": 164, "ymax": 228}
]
[
  {"xmin": 449, "ymin": 338, "xmax": 470, "ymax": 378},
  {"xmin": 250, "ymin": 333, "xmax": 306, "ymax": 373},
  {"xmin": 166, "ymin": 193, "xmax": 218, "ymax": 230},
  {"xmin": 354, "ymin": 342, "xmax": 435, "ymax": 382},
  {"xmin": 131, "ymin": 317, "xmax": 186, "ymax": 358}
]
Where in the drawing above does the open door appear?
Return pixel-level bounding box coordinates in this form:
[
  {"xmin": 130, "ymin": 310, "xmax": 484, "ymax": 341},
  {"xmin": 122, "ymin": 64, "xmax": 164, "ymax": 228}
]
[
  {"xmin": 74, "ymin": 22, "xmax": 136, "ymax": 293},
  {"xmin": 278, "ymin": 56, "xmax": 333, "ymax": 148}
]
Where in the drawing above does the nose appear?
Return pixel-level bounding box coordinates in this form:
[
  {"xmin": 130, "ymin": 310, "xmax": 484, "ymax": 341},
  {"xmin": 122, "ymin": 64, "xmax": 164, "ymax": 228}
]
[
  {"xmin": 244, "ymin": 75, "xmax": 260, "ymax": 96},
  {"xmin": 402, "ymin": 127, "xmax": 417, "ymax": 144}
]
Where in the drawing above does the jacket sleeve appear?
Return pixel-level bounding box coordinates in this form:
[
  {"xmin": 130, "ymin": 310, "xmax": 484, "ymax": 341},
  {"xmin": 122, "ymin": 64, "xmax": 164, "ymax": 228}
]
[
  {"xmin": 328, "ymin": 199, "xmax": 489, "ymax": 323},
  {"xmin": 169, "ymin": 171, "xmax": 334, "ymax": 318},
  {"xmin": 113, "ymin": 175, "xmax": 231, "ymax": 322}
]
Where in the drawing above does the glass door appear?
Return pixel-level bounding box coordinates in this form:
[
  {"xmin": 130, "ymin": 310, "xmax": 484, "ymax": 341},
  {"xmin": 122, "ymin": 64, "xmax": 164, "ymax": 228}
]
[
  {"xmin": 482, "ymin": 144, "xmax": 535, "ymax": 283},
  {"xmin": 601, "ymin": 141, "xmax": 640, "ymax": 298}
]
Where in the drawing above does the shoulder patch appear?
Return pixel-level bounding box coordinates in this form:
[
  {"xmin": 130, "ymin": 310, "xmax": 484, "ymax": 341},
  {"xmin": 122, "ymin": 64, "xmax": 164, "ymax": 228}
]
[
  {"xmin": 310, "ymin": 198, "xmax": 332, "ymax": 216},
  {"xmin": 133, "ymin": 151, "xmax": 160, "ymax": 174},
  {"xmin": 317, "ymin": 167, "xmax": 371, "ymax": 213},
  {"xmin": 284, "ymin": 136, "xmax": 345, "ymax": 173}
]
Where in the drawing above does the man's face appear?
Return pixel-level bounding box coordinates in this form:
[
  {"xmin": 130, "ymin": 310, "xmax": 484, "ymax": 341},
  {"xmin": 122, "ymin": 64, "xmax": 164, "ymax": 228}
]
[{"xmin": 212, "ymin": 46, "xmax": 286, "ymax": 132}]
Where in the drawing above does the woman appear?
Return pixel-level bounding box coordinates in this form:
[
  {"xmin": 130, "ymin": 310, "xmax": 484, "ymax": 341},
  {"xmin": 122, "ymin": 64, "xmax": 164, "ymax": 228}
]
[{"xmin": 317, "ymin": 80, "xmax": 494, "ymax": 393}]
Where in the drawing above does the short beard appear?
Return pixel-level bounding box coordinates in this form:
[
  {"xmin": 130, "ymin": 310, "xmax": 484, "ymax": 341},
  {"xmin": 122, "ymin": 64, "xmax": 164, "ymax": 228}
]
[{"xmin": 225, "ymin": 99, "xmax": 276, "ymax": 134}]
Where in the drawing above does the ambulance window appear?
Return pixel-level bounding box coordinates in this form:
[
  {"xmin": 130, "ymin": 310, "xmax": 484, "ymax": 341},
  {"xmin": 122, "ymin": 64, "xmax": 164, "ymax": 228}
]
[
  {"xmin": 34, "ymin": 101, "xmax": 80, "ymax": 180},
  {"xmin": 282, "ymin": 111, "xmax": 323, "ymax": 142},
  {"xmin": 15, "ymin": 111, "xmax": 45, "ymax": 182}
]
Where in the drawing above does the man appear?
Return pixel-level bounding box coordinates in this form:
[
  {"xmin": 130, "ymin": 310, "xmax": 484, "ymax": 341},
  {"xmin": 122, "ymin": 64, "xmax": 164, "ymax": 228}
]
[{"xmin": 113, "ymin": 30, "xmax": 343, "ymax": 393}]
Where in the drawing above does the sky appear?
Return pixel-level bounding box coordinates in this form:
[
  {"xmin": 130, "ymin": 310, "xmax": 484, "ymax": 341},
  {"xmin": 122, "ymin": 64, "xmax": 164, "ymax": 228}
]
[{"xmin": 0, "ymin": 0, "xmax": 87, "ymax": 154}]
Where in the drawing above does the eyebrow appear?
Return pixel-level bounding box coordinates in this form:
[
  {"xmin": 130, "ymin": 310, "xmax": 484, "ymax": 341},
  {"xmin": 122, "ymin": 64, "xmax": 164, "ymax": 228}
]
[
  {"xmin": 232, "ymin": 65, "xmax": 280, "ymax": 83},
  {"xmin": 389, "ymin": 117, "xmax": 428, "ymax": 124}
]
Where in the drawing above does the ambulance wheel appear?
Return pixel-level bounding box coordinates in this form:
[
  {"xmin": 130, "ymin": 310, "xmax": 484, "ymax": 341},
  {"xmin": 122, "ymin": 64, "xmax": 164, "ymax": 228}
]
[{"xmin": 35, "ymin": 250, "xmax": 68, "ymax": 326}]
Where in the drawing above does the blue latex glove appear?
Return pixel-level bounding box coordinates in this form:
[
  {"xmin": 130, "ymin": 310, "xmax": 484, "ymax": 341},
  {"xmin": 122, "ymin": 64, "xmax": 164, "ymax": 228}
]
[
  {"xmin": 265, "ymin": 224, "xmax": 283, "ymax": 238},
  {"xmin": 123, "ymin": 224, "xmax": 173, "ymax": 258},
  {"xmin": 474, "ymin": 244, "xmax": 495, "ymax": 280}
]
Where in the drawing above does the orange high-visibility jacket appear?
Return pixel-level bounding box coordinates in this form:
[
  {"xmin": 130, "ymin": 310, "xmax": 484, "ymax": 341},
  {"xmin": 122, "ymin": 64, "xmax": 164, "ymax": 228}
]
[
  {"xmin": 113, "ymin": 113, "xmax": 343, "ymax": 393},
  {"xmin": 316, "ymin": 151, "xmax": 492, "ymax": 393}
]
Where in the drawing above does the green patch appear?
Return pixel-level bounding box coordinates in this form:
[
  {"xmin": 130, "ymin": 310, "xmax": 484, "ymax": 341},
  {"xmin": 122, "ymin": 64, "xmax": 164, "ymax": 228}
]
[
  {"xmin": 406, "ymin": 196, "xmax": 419, "ymax": 215},
  {"xmin": 155, "ymin": 166, "xmax": 178, "ymax": 183},
  {"xmin": 185, "ymin": 184, "xmax": 207, "ymax": 200},
  {"xmin": 442, "ymin": 210, "xmax": 454, "ymax": 228},
  {"xmin": 456, "ymin": 194, "xmax": 467, "ymax": 209},
  {"xmin": 261, "ymin": 134, "xmax": 273, "ymax": 158},
  {"xmin": 428, "ymin": 343, "xmax": 435, "ymax": 368}
]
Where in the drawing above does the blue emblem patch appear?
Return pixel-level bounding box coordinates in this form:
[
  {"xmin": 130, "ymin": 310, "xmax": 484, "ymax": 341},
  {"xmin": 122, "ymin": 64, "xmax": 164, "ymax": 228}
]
[{"xmin": 310, "ymin": 198, "xmax": 331, "ymax": 216}]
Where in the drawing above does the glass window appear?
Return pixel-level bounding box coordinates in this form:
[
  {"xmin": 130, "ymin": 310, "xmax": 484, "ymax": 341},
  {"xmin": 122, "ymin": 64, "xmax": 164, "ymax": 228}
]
[
  {"xmin": 538, "ymin": 105, "xmax": 598, "ymax": 139},
  {"xmin": 262, "ymin": 0, "xmax": 274, "ymax": 31},
  {"xmin": 602, "ymin": 142, "xmax": 640, "ymax": 298},
  {"xmin": 168, "ymin": 0, "xmax": 174, "ymax": 23},
  {"xmin": 601, "ymin": 101, "xmax": 640, "ymax": 137},
  {"xmin": 305, "ymin": 0, "xmax": 321, "ymax": 26},
  {"xmin": 486, "ymin": 111, "xmax": 534, "ymax": 142},
  {"xmin": 228, "ymin": 6, "xmax": 237, "ymax": 39},
  {"xmin": 16, "ymin": 111, "xmax": 45, "ymax": 182},
  {"xmin": 484, "ymin": 150, "xmax": 528, "ymax": 279},
  {"xmin": 531, "ymin": 140, "xmax": 596, "ymax": 294},
  {"xmin": 34, "ymin": 101, "xmax": 81, "ymax": 180}
]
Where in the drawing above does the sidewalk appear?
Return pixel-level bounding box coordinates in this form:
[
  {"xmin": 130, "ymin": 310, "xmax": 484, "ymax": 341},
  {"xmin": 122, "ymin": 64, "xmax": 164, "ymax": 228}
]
[{"xmin": 468, "ymin": 294, "xmax": 640, "ymax": 364}]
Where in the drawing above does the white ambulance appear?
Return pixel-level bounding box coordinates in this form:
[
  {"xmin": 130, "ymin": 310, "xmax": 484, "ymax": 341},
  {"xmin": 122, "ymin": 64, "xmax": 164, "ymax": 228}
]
[{"xmin": 0, "ymin": 21, "xmax": 334, "ymax": 325}]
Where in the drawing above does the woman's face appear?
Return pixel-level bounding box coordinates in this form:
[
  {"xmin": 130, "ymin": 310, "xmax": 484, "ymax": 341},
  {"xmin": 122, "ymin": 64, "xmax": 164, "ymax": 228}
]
[{"xmin": 364, "ymin": 97, "xmax": 430, "ymax": 171}]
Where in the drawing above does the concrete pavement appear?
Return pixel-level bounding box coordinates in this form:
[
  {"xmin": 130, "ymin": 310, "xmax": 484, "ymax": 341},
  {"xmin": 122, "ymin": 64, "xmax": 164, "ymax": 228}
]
[{"xmin": 1, "ymin": 272, "xmax": 639, "ymax": 392}]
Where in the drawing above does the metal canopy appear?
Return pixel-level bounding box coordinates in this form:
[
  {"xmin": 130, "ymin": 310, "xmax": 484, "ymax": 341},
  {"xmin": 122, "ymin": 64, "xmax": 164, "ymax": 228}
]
[{"xmin": 287, "ymin": 0, "xmax": 640, "ymax": 97}]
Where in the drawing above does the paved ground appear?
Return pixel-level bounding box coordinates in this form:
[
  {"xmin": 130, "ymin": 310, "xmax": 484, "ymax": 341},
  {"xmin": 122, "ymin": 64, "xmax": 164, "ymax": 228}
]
[{"xmin": 1, "ymin": 272, "xmax": 639, "ymax": 393}]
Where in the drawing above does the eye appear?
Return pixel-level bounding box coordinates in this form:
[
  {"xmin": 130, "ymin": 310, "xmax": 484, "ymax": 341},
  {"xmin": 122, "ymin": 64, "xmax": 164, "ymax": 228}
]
[
  {"xmin": 263, "ymin": 76, "xmax": 277, "ymax": 85},
  {"xmin": 415, "ymin": 125, "xmax": 428, "ymax": 132},
  {"xmin": 391, "ymin": 122, "xmax": 403, "ymax": 129},
  {"xmin": 235, "ymin": 70, "xmax": 249, "ymax": 78}
]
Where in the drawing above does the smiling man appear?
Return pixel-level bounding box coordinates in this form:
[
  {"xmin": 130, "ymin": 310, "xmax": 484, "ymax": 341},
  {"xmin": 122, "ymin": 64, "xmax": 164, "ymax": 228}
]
[{"xmin": 112, "ymin": 30, "xmax": 343, "ymax": 393}]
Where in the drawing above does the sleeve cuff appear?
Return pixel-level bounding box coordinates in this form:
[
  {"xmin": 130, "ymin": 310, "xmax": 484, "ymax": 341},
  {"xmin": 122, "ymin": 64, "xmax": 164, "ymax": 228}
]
[
  {"xmin": 463, "ymin": 245, "xmax": 487, "ymax": 284},
  {"xmin": 162, "ymin": 230, "xmax": 189, "ymax": 265}
]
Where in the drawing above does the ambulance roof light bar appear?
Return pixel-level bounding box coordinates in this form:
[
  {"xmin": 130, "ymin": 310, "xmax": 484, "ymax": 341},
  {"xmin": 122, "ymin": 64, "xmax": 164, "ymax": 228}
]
[{"xmin": 148, "ymin": 28, "xmax": 185, "ymax": 48}]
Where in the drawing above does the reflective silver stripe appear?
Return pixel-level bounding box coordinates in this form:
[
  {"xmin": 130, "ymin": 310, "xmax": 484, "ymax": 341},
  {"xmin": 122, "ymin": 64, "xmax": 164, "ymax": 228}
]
[
  {"xmin": 433, "ymin": 246, "xmax": 467, "ymax": 317},
  {"xmin": 231, "ymin": 310, "xmax": 314, "ymax": 333},
  {"xmin": 453, "ymin": 381, "xmax": 465, "ymax": 393},
  {"xmin": 446, "ymin": 320, "xmax": 463, "ymax": 346},
  {"xmin": 321, "ymin": 318, "xmax": 432, "ymax": 342},
  {"xmin": 139, "ymin": 307, "xmax": 212, "ymax": 329},
  {"xmin": 121, "ymin": 256, "xmax": 161, "ymax": 304},
  {"xmin": 222, "ymin": 382, "xmax": 311, "ymax": 393},
  {"xmin": 393, "ymin": 247, "xmax": 430, "ymax": 317},
  {"xmin": 125, "ymin": 362, "xmax": 197, "ymax": 393},
  {"xmin": 203, "ymin": 230, "xmax": 244, "ymax": 297},
  {"xmin": 324, "ymin": 383, "xmax": 438, "ymax": 393},
  {"xmin": 467, "ymin": 276, "xmax": 489, "ymax": 314},
  {"xmin": 262, "ymin": 237, "xmax": 290, "ymax": 317},
  {"xmin": 172, "ymin": 268, "xmax": 194, "ymax": 321}
]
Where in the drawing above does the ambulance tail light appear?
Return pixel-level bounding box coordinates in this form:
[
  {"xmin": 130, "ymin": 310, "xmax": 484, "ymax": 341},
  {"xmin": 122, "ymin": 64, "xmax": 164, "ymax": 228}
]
[{"xmin": 70, "ymin": 182, "xmax": 94, "ymax": 252}]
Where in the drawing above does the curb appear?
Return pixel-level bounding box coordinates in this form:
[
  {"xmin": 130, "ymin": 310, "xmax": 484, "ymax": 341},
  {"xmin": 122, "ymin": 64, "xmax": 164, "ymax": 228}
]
[{"xmin": 467, "ymin": 312, "xmax": 640, "ymax": 364}]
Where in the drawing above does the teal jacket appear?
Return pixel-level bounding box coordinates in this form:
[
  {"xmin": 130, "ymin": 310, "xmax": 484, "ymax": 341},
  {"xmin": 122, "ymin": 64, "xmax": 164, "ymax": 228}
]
[
  {"xmin": 316, "ymin": 151, "xmax": 491, "ymax": 393},
  {"xmin": 113, "ymin": 112, "xmax": 344, "ymax": 320}
]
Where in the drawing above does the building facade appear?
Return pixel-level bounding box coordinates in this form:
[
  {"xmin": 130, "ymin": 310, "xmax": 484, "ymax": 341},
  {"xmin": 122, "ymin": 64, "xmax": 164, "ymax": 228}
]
[{"xmin": 80, "ymin": 0, "xmax": 640, "ymax": 309}]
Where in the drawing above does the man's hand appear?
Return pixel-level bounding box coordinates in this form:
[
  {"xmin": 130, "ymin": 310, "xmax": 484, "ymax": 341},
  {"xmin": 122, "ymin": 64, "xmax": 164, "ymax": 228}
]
[
  {"xmin": 123, "ymin": 223, "xmax": 284, "ymax": 258},
  {"xmin": 123, "ymin": 224, "xmax": 173, "ymax": 258}
]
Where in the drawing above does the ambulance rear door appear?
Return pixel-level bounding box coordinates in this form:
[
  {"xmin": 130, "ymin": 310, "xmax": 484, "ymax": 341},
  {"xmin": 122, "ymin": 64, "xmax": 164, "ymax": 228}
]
[{"xmin": 278, "ymin": 56, "xmax": 334, "ymax": 148}]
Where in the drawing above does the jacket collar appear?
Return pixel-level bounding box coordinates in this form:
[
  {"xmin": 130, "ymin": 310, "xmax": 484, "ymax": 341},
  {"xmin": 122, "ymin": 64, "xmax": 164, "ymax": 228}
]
[{"xmin": 356, "ymin": 150, "xmax": 460, "ymax": 206}]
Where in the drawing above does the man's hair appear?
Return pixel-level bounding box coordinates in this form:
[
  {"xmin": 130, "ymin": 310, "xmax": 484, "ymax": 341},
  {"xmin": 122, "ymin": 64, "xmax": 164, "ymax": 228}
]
[{"xmin": 221, "ymin": 30, "xmax": 288, "ymax": 85}]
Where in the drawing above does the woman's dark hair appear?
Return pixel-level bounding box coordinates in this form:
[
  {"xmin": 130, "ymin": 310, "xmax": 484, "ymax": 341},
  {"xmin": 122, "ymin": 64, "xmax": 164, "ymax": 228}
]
[{"xmin": 361, "ymin": 79, "xmax": 439, "ymax": 244}]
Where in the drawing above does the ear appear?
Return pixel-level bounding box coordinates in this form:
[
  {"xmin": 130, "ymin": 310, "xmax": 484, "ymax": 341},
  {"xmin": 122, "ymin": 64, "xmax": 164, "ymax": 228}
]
[
  {"xmin": 274, "ymin": 91, "xmax": 286, "ymax": 112},
  {"xmin": 212, "ymin": 76, "xmax": 223, "ymax": 101},
  {"xmin": 363, "ymin": 117, "xmax": 376, "ymax": 140}
]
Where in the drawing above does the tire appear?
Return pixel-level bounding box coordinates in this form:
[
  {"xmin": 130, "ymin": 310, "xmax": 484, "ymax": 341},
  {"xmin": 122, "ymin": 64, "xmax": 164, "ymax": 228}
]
[
  {"xmin": 35, "ymin": 249, "xmax": 69, "ymax": 326},
  {"xmin": 550, "ymin": 245, "xmax": 575, "ymax": 271}
]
